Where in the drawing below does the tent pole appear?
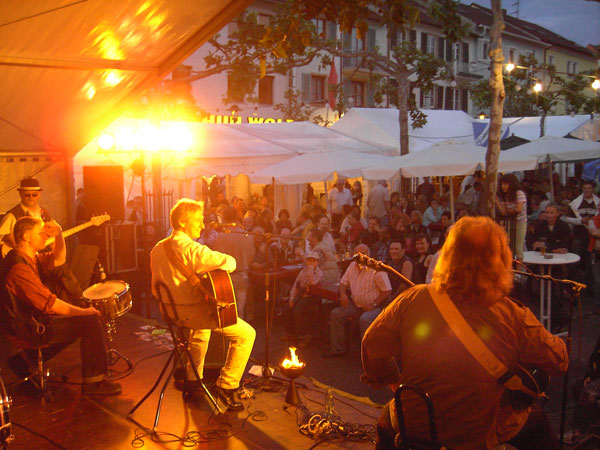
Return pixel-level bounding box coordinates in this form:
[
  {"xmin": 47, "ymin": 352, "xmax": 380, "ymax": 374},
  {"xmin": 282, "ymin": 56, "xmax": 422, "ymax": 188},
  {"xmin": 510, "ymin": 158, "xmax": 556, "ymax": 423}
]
[
  {"xmin": 324, "ymin": 181, "xmax": 329, "ymax": 216},
  {"xmin": 450, "ymin": 177, "xmax": 455, "ymax": 223},
  {"xmin": 549, "ymin": 161, "xmax": 555, "ymax": 203}
]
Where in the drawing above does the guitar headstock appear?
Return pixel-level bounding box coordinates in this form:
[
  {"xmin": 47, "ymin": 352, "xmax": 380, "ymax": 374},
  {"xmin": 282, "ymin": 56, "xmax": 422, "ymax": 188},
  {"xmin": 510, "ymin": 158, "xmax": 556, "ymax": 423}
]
[
  {"xmin": 352, "ymin": 252, "xmax": 385, "ymax": 270},
  {"xmin": 90, "ymin": 214, "xmax": 111, "ymax": 226}
]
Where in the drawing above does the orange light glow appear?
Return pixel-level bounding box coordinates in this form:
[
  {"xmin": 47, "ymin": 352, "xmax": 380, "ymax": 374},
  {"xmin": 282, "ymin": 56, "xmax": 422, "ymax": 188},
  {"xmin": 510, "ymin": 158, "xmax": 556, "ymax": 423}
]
[
  {"xmin": 99, "ymin": 120, "xmax": 194, "ymax": 152},
  {"xmin": 281, "ymin": 347, "xmax": 305, "ymax": 369}
]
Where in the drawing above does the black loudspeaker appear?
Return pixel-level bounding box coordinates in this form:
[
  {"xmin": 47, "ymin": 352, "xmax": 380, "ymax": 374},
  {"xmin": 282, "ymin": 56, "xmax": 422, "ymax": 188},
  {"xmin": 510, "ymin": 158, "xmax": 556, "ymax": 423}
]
[
  {"xmin": 83, "ymin": 166, "xmax": 125, "ymax": 221},
  {"xmin": 204, "ymin": 332, "xmax": 226, "ymax": 370}
]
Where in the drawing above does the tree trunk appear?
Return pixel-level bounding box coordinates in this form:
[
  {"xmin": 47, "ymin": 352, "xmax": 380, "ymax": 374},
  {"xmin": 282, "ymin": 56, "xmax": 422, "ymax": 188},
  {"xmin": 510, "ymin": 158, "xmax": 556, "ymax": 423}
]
[
  {"xmin": 540, "ymin": 109, "xmax": 546, "ymax": 137},
  {"xmin": 398, "ymin": 67, "xmax": 411, "ymax": 193},
  {"xmin": 482, "ymin": 0, "xmax": 505, "ymax": 218}
]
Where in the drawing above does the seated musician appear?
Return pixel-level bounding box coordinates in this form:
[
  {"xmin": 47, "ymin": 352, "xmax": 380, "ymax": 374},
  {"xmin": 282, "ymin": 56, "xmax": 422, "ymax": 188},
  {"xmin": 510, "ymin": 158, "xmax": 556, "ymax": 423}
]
[
  {"xmin": 151, "ymin": 199, "xmax": 255, "ymax": 411},
  {"xmin": 362, "ymin": 216, "xmax": 568, "ymax": 450},
  {"xmin": 322, "ymin": 244, "xmax": 391, "ymax": 358},
  {"xmin": 1, "ymin": 217, "xmax": 121, "ymax": 396}
]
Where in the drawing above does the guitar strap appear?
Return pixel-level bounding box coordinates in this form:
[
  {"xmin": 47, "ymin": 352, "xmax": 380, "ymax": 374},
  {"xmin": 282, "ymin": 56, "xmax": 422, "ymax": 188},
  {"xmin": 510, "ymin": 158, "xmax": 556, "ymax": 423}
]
[{"xmin": 426, "ymin": 284, "xmax": 539, "ymax": 399}]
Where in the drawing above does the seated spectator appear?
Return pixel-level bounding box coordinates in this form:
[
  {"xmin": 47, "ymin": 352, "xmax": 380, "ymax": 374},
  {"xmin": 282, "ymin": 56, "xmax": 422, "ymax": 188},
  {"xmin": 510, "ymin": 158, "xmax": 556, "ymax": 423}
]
[
  {"xmin": 307, "ymin": 228, "xmax": 340, "ymax": 283},
  {"xmin": 531, "ymin": 203, "xmax": 571, "ymax": 254},
  {"xmin": 282, "ymin": 251, "xmax": 324, "ymax": 348},
  {"xmin": 276, "ymin": 209, "xmax": 293, "ymax": 233},
  {"xmin": 323, "ymin": 244, "xmax": 391, "ymax": 358},
  {"xmin": 269, "ymin": 227, "xmax": 298, "ymax": 267},
  {"xmin": 413, "ymin": 233, "xmax": 434, "ymax": 284},
  {"xmin": 291, "ymin": 208, "xmax": 314, "ymax": 239},
  {"xmin": 407, "ymin": 210, "xmax": 427, "ymax": 236},
  {"xmin": 423, "ymin": 199, "xmax": 444, "ymax": 228},
  {"xmin": 372, "ymin": 225, "xmax": 392, "ymax": 263},
  {"xmin": 340, "ymin": 211, "xmax": 365, "ymax": 249},
  {"xmin": 306, "ymin": 215, "xmax": 335, "ymax": 254},
  {"xmin": 256, "ymin": 207, "xmax": 276, "ymax": 234},
  {"xmin": 233, "ymin": 197, "xmax": 246, "ymax": 222},
  {"xmin": 396, "ymin": 194, "xmax": 413, "ymax": 216},
  {"xmin": 242, "ymin": 211, "xmax": 255, "ymax": 231},
  {"xmin": 359, "ymin": 217, "xmax": 380, "ymax": 249},
  {"xmin": 390, "ymin": 213, "xmax": 409, "ymax": 241},
  {"xmin": 338, "ymin": 204, "xmax": 354, "ymax": 239},
  {"xmin": 588, "ymin": 205, "xmax": 600, "ymax": 305},
  {"xmin": 386, "ymin": 238, "xmax": 414, "ymax": 297}
]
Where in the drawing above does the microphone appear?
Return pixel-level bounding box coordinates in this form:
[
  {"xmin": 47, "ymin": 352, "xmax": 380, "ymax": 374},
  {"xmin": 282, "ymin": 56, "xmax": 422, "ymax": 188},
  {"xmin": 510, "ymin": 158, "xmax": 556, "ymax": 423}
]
[{"xmin": 96, "ymin": 259, "xmax": 107, "ymax": 282}]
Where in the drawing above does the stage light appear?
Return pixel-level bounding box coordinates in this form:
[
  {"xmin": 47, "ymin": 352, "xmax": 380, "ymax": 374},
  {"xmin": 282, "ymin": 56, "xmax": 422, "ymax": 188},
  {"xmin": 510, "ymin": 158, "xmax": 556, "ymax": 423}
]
[
  {"xmin": 533, "ymin": 82, "xmax": 542, "ymax": 93},
  {"xmin": 163, "ymin": 122, "xmax": 193, "ymax": 151},
  {"xmin": 140, "ymin": 123, "xmax": 161, "ymax": 151},
  {"xmin": 115, "ymin": 128, "xmax": 137, "ymax": 151},
  {"xmin": 98, "ymin": 133, "xmax": 115, "ymax": 150},
  {"xmin": 505, "ymin": 63, "xmax": 515, "ymax": 72}
]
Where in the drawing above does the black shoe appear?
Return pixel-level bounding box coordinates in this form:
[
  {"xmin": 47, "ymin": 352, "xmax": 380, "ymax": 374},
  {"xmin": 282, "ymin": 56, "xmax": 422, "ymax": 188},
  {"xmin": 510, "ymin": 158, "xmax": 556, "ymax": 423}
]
[
  {"xmin": 82, "ymin": 380, "xmax": 122, "ymax": 396},
  {"xmin": 213, "ymin": 385, "xmax": 244, "ymax": 411}
]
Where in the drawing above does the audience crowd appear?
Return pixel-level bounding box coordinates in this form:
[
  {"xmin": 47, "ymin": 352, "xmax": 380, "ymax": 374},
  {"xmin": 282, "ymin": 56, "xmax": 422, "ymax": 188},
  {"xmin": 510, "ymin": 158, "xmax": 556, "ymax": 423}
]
[{"xmin": 193, "ymin": 171, "xmax": 599, "ymax": 351}]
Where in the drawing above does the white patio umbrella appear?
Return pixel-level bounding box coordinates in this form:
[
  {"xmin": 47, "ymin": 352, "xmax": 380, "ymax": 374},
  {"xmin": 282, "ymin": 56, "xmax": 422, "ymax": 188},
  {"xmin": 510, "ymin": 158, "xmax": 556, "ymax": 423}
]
[
  {"xmin": 362, "ymin": 140, "xmax": 538, "ymax": 180},
  {"xmin": 502, "ymin": 135, "xmax": 600, "ymax": 163},
  {"xmin": 249, "ymin": 151, "xmax": 392, "ymax": 185}
]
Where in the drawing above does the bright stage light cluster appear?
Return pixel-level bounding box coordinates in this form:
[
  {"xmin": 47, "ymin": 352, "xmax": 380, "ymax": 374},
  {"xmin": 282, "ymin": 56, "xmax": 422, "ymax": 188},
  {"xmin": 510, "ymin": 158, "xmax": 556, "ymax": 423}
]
[{"xmin": 97, "ymin": 121, "xmax": 193, "ymax": 152}]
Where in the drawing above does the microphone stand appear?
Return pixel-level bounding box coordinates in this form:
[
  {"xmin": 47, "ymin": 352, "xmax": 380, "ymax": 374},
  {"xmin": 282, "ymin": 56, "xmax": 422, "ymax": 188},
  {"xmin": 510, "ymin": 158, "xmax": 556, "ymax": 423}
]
[
  {"xmin": 217, "ymin": 226, "xmax": 297, "ymax": 389},
  {"xmin": 513, "ymin": 260, "xmax": 586, "ymax": 449}
]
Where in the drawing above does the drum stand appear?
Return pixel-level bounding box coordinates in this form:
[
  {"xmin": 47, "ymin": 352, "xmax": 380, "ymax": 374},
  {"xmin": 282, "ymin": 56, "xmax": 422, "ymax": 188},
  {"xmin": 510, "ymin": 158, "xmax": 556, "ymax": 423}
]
[{"xmin": 104, "ymin": 317, "xmax": 133, "ymax": 371}]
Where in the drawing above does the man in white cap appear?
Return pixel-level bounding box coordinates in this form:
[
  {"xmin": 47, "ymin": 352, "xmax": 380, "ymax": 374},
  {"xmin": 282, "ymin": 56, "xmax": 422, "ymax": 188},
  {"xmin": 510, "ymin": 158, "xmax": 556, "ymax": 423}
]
[{"xmin": 1, "ymin": 178, "xmax": 51, "ymax": 255}]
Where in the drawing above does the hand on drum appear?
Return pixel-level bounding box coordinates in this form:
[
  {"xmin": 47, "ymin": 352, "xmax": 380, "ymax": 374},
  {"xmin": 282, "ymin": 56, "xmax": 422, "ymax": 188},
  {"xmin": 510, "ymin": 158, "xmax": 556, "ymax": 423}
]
[{"xmin": 85, "ymin": 306, "xmax": 102, "ymax": 317}]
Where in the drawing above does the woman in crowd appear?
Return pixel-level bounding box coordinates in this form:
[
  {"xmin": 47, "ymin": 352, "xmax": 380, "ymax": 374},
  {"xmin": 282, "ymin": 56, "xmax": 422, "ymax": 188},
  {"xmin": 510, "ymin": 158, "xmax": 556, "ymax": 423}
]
[
  {"xmin": 496, "ymin": 173, "xmax": 528, "ymax": 261},
  {"xmin": 351, "ymin": 181, "xmax": 363, "ymax": 208},
  {"xmin": 256, "ymin": 207, "xmax": 276, "ymax": 234},
  {"xmin": 276, "ymin": 209, "xmax": 293, "ymax": 233},
  {"xmin": 413, "ymin": 233, "xmax": 434, "ymax": 284}
]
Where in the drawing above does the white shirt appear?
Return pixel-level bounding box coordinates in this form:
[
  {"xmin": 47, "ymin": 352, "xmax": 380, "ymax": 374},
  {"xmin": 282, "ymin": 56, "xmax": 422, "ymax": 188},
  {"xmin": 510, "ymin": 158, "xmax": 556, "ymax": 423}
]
[
  {"xmin": 340, "ymin": 261, "xmax": 391, "ymax": 310},
  {"xmin": 328, "ymin": 188, "xmax": 353, "ymax": 215},
  {"xmin": 367, "ymin": 184, "xmax": 390, "ymax": 219}
]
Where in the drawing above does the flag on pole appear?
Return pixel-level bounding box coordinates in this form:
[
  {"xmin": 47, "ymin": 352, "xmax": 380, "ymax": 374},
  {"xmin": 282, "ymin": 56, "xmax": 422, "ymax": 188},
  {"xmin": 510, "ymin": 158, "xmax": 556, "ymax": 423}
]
[{"xmin": 328, "ymin": 61, "xmax": 338, "ymax": 110}]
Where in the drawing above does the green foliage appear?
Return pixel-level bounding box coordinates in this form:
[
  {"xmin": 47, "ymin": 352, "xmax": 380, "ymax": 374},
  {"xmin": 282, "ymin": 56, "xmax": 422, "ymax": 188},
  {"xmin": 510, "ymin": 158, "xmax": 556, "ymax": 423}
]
[
  {"xmin": 273, "ymin": 88, "xmax": 318, "ymax": 121},
  {"xmin": 469, "ymin": 54, "xmax": 592, "ymax": 118}
]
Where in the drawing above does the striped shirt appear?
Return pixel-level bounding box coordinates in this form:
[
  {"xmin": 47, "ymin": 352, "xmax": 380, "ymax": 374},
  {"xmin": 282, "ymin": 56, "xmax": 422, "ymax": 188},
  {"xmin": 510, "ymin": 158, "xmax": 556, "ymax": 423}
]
[{"xmin": 340, "ymin": 261, "xmax": 391, "ymax": 310}]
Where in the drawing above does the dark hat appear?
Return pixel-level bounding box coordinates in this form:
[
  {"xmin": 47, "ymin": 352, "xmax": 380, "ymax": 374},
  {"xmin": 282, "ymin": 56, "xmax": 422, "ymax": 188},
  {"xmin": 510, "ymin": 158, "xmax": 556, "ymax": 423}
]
[{"xmin": 18, "ymin": 178, "xmax": 42, "ymax": 191}]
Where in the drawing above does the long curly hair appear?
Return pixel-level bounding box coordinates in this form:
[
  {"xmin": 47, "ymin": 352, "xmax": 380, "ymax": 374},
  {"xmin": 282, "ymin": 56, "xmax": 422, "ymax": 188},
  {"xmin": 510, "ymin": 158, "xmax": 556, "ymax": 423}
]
[
  {"xmin": 498, "ymin": 173, "xmax": 521, "ymax": 203},
  {"xmin": 433, "ymin": 216, "xmax": 513, "ymax": 306}
]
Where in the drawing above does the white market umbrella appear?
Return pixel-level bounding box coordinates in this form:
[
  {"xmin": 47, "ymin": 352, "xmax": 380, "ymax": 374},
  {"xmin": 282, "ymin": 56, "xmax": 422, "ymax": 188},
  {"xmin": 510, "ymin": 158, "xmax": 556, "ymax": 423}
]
[
  {"xmin": 249, "ymin": 151, "xmax": 392, "ymax": 185},
  {"xmin": 503, "ymin": 135, "xmax": 600, "ymax": 163},
  {"xmin": 362, "ymin": 140, "xmax": 538, "ymax": 179}
]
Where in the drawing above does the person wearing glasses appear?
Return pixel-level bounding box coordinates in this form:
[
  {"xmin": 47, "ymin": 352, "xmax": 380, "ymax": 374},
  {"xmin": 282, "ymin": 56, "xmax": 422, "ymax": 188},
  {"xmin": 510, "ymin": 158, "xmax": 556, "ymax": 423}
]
[{"xmin": 1, "ymin": 178, "xmax": 52, "ymax": 255}]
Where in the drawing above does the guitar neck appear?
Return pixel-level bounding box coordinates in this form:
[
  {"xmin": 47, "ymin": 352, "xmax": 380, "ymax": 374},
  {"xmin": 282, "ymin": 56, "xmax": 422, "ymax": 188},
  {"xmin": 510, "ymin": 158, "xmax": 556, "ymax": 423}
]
[{"xmin": 45, "ymin": 221, "xmax": 95, "ymax": 246}]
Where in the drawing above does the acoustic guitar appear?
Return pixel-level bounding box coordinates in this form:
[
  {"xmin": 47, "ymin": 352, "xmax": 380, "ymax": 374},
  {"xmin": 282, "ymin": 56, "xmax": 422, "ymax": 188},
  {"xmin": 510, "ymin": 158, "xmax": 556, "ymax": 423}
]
[
  {"xmin": 199, "ymin": 269, "xmax": 238, "ymax": 329},
  {"xmin": 1, "ymin": 214, "xmax": 110, "ymax": 258}
]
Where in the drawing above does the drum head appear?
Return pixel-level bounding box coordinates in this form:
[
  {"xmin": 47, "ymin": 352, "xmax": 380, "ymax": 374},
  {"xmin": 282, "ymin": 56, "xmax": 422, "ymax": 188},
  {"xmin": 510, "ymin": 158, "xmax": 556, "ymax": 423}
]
[{"xmin": 83, "ymin": 280, "xmax": 127, "ymax": 300}]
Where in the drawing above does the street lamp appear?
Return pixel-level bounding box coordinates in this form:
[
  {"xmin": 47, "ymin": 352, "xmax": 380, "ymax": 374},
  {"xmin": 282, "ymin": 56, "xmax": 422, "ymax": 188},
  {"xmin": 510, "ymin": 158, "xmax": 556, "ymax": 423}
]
[
  {"xmin": 505, "ymin": 63, "xmax": 515, "ymax": 73},
  {"xmin": 533, "ymin": 82, "xmax": 542, "ymax": 93}
]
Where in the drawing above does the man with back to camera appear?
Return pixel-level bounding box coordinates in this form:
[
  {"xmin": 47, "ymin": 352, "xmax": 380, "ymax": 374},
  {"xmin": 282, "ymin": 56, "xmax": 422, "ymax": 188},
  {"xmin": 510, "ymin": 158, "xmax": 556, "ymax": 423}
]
[
  {"xmin": 151, "ymin": 199, "xmax": 255, "ymax": 411},
  {"xmin": 362, "ymin": 216, "xmax": 568, "ymax": 450}
]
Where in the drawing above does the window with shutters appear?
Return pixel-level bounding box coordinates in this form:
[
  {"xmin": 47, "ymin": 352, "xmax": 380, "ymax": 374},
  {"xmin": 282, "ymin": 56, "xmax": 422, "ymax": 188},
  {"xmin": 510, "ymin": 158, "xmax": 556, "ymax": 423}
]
[
  {"xmin": 350, "ymin": 81, "xmax": 365, "ymax": 107},
  {"xmin": 422, "ymin": 90, "xmax": 433, "ymax": 109},
  {"xmin": 310, "ymin": 75, "xmax": 325, "ymax": 103},
  {"xmin": 548, "ymin": 55, "xmax": 555, "ymax": 67},
  {"xmin": 482, "ymin": 41, "xmax": 489, "ymax": 60},
  {"xmin": 258, "ymin": 76, "xmax": 274, "ymax": 105},
  {"xmin": 427, "ymin": 35, "xmax": 436, "ymax": 55}
]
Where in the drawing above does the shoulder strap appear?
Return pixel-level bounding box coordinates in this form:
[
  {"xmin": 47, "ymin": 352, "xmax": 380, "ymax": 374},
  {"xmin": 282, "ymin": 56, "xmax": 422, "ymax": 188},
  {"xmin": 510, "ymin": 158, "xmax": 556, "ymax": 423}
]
[
  {"xmin": 426, "ymin": 284, "xmax": 534, "ymax": 395},
  {"xmin": 162, "ymin": 237, "xmax": 214, "ymax": 300}
]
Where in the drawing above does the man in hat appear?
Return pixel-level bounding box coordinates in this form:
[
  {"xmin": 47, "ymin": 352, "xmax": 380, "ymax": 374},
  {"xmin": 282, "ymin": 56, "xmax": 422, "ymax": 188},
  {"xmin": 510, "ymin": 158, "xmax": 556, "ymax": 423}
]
[
  {"xmin": 0, "ymin": 178, "xmax": 51, "ymax": 252},
  {"xmin": 0, "ymin": 178, "xmax": 83, "ymax": 303}
]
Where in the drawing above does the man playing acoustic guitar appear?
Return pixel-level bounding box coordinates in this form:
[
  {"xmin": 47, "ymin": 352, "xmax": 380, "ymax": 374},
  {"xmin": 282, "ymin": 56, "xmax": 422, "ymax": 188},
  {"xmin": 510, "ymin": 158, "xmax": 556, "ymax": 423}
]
[
  {"xmin": 362, "ymin": 216, "xmax": 568, "ymax": 450},
  {"xmin": 151, "ymin": 199, "xmax": 255, "ymax": 411}
]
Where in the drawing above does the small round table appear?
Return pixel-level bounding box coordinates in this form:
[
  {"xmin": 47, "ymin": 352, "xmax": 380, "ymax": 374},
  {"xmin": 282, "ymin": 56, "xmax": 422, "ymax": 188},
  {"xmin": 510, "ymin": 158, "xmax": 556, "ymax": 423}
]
[{"xmin": 522, "ymin": 251, "xmax": 580, "ymax": 332}]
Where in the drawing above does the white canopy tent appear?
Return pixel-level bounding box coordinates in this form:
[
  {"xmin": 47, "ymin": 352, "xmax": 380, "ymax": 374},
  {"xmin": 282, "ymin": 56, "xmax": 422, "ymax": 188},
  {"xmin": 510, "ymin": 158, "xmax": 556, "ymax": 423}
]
[
  {"xmin": 502, "ymin": 136, "xmax": 600, "ymax": 163},
  {"xmin": 473, "ymin": 115, "xmax": 591, "ymax": 141},
  {"xmin": 362, "ymin": 140, "xmax": 538, "ymax": 180},
  {"xmin": 249, "ymin": 151, "xmax": 393, "ymax": 185},
  {"xmin": 569, "ymin": 117, "xmax": 600, "ymax": 142},
  {"xmin": 330, "ymin": 108, "xmax": 475, "ymax": 154}
]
